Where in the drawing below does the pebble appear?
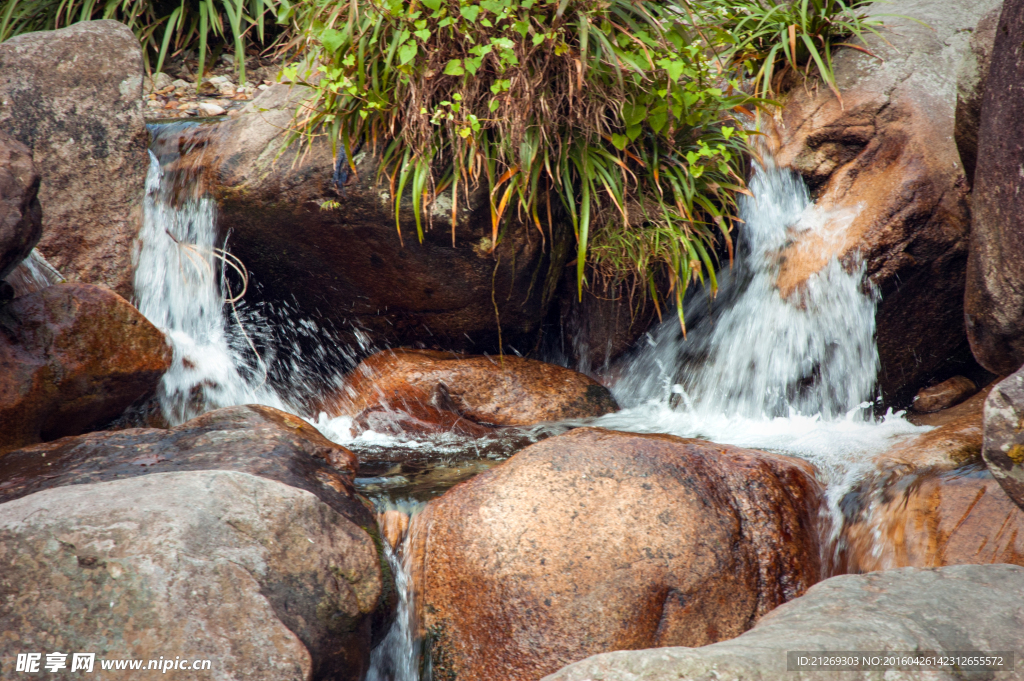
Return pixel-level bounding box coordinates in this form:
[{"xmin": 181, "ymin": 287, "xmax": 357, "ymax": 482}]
[{"xmin": 198, "ymin": 102, "xmax": 227, "ymax": 117}]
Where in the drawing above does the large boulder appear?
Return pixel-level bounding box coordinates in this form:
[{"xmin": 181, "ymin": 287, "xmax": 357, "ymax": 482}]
[
  {"xmin": 773, "ymin": 0, "xmax": 1000, "ymax": 403},
  {"xmin": 0, "ymin": 472, "xmax": 381, "ymax": 681},
  {"xmin": 326, "ymin": 348, "xmax": 618, "ymax": 434},
  {"xmin": 0, "ymin": 405, "xmax": 386, "ymax": 680},
  {"xmin": 0, "ymin": 131, "xmax": 41, "ymax": 282},
  {"xmin": 982, "ymin": 365, "xmax": 1024, "ymax": 509},
  {"xmin": 176, "ymin": 84, "xmax": 563, "ymax": 354},
  {"xmin": 965, "ymin": 0, "xmax": 1024, "ymax": 375},
  {"xmin": 0, "ymin": 283, "xmax": 171, "ymax": 454},
  {"xmin": 412, "ymin": 428, "xmax": 822, "ymax": 681},
  {"xmin": 954, "ymin": 6, "xmax": 1001, "ymax": 184},
  {"xmin": 0, "ymin": 20, "xmax": 149, "ymax": 299},
  {"xmin": 544, "ymin": 564, "xmax": 1024, "ymax": 681}
]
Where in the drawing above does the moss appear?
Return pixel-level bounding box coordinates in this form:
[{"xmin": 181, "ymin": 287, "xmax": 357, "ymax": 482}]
[
  {"xmin": 424, "ymin": 620, "xmax": 458, "ymax": 681},
  {"xmin": 1007, "ymin": 444, "xmax": 1024, "ymax": 465}
]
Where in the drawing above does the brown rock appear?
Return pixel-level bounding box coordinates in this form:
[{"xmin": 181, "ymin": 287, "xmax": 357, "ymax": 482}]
[
  {"xmin": 379, "ymin": 510, "xmax": 410, "ymax": 551},
  {"xmin": 179, "ymin": 84, "xmax": 564, "ymax": 355},
  {"xmin": 773, "ymin": 0, "xmax": 999, "ymax": 403},
  {"xmin": 0, "ymin": 283, "xmax": 171, "ymax": 454},
  {"xmin": 0, "ymin": 131, "xmax": 41, "ymax": 281},
  {"xmin": 911, "ymin": 375, "xmax": 978, "ymax": 413},
  {"xmin": 412, "ymin": 428, "xmax": 822, "ymax": 681},
  {"xmin": 839, "ymin": 464, "xmax": 1024, "ymax": 572},
  {"xmin": 965, "ymin": 0, "xmax": 1024, "ymax": 375},
  {"xmin": 330, "ymin": 349, "xmax": 618, "ymax": 433},
  {"xmin": 954, "ymin": 6, "xmax": 1001, "ymax": 184},
  {"xmin": 0, "ymin": 471, "xmax": 384, "ymax": 681},
  {"xmin": 982, "ymin": 366, "xmax": 1024, "ymax": 510},
  {"xmin": 0, "ymin": 21, "xmax": 149, "ymax": 299}
]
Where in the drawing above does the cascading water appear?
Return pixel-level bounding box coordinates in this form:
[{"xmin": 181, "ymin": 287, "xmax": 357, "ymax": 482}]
[
  {"xmin": 598, "ymin": 158, "xmax": 920, "ymax": 481},
  {"xmin": 135, "ymin": 122, "xmax": 370, "ymax": 426}
]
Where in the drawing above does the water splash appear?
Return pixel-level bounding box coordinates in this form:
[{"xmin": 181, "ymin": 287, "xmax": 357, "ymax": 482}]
[
  {"xmin": 5, "ymin": 249, "xmax": 64, "ymax": 297},
  {"xmin": 134, "ymin": 122, "xmax": 367, "ymax": 425}
]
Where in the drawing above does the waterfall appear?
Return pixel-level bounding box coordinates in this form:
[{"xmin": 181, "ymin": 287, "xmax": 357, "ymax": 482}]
[
  {"xmin": 5, "ymin": 248, "xmax": 64, "ymax": 297},
  {"xmin": 134, "ymin": 122, "xmax": 367, "ymax": 426},
  {"xmin": 368, "ymin": 504, "xmax": 424, "ymax": 681}
]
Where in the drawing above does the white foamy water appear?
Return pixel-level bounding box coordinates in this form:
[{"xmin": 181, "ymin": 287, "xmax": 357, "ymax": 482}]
[
  {"xmin": 599, "ymin": 159, "xmax": 925, "ymax": 487},
  {"xmin": 135, "ymin": 123, "xmax": 369, "ymax": 426}
]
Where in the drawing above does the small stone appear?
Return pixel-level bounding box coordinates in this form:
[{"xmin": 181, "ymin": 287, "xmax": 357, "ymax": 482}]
[
  {"xmin": 197, "ymin": 102, "xmax": 226, "ymax": 116},
  {"xmin": 911, "ymin": 376, "xmax": 978, "ymax": 413},
  {"xmin": 164, "ymin": 101, "xmax": 178, "ymax": 109},
  {"xmin": 257, "ymin": 83, "xmax": 269, "ymax": 91},
  {"xmin": 177, "ymin": 103, "xmax": 191, "ymax": 110},
  {"xmin": 170, "ymin": 79, "xmax": 192, "ymax": 90},
  {"xmin": 146, "ymin": 99, "xmax": 163, "ymax": 108}
]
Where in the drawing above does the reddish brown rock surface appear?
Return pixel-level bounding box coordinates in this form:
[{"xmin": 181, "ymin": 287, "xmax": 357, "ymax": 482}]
[
  {"xmin": 0, "ymin": 283, "xmax": 171, "ymax": 454},
  {"xmin": 911, "ymin": 375, "xmax": 978, "ymax": 413},
  {"xmin": 0, "ymin": 131, "xmax": 41, "ymax": 282},
  {"xmin": 772, "ymin": 0, "xmax": 999, "ymax": 403},
  {"xmin": 0, "ymin": 21, "xmax": 149, "ymax": 298},
  {"xmin": 965, "ymin": 0, "xmax": 1024, "ymax": 374},
  {"xmin": 412, "ymin": 428, "xmax": 822, "ymax": 681},
  {"xmin": 839, "ymin": 464, "xmax": 1024, "ymax": 572},
  {"xmin": 330, "ymin": 349, "xmax": 618, "ymax": 433},
  {"xmin": 178, "ymin": 84, "xmax": 563, "ymax": 355}
]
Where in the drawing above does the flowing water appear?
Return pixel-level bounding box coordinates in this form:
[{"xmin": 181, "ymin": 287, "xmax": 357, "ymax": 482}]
[{"xmin": 132, "ymin": 125, "xmax": 927, "ymax": 680}]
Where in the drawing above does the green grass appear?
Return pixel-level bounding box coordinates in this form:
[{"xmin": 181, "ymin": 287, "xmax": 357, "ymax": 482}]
[{"xmin": 0, "ymin": 0, "xmax": 286, "ymax": 81}]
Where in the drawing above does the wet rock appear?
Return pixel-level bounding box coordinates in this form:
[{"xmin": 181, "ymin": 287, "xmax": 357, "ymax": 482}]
[
  {"xmin": 413, "ymin": 428, "xmax": 822, "ymax": 681},
  {"xmin": 982, "ymin": 366, "xmax": 1024, "ymax": 510},
  {"xmin": 543, "ymin": 564, "xmax": 1024, "ymax": 681},
  {"xmin": 838, "ymin": 464, "xmax": 1024, "ymax": 573},
  {"xmin": 329, "ymin": 349, "xmax": 618, "ymax": 434},
  {"xmin": 379, "ymin": 510, "xmax": 410, "ymax": 551},
  {"xmin": 0, "ymin": 470, "xmax": 383, "ymax": 681},
  {"xmin": 0, "ymin": 132, "xmax": 41, "ymax": 282},
  {"xmin": 0, "ymin": 283, "xmax": 171, "ymax": 454},
  {"xmin": 186, "ymin": 83, "xmax": 563, "ymax": 354},
  {"xmin": 965, "ymin": 0, "xmax": 1024, "ymax": 375},
  {"xmin": 773, "ymin": 0, "xmax": 998, "ymax": 404},
  {"xmin": 911, "ymin": 375, "xmax": 978, "ymax": 413},
  {"xmin": 0, "ymin": 21, "xmax": 149, "ymax": 299},
  {"xmin": 555, "ymin": 273, "xmax": 661, "ymax": 374},
  {"xmin": 886, "ymin": 383, "xmax": 991, "ymax": 469},
  {"xmin": 954, "ymin": 6, "xmax": 1000, "ymax": 184}
]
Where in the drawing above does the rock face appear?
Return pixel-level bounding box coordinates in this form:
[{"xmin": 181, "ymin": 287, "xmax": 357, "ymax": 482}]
[
  {"xmin": 0, "ymin": 405, "xmax": 386, "ymax": 680},
  {"xmin": 839, "ymin": 464, "xmax": 1024, "ymax": 572},
  {"xmin": 954, "ymin": 6, "xmax": 1001, "ymax": 184},
  {"xmin": 328, "ymin": 349, "xmax": 618, "ymax": 434},
  {"xmin": 774, "ymin": 0, "xmax": 999, "ymax": 403},
  {"xmin": 982, "ymin": 366, "xmax": 1024, "ymax": 509},
  {"xmin": 965, "ymin": 0, "xmax": 1024, "ymax": 375},
  {"xmin": 0, "ymin": 283, "xmax": 171, "ymax": 454},
  {"xmin": 182, "ymin": 84, "xmax": 563, "ymax": 354},
  {"xmin": 0, "ymin": 471, "xmax": 382, "ymax": 681},
  {"xmin": 543, "ymin": 564, "xmax": 1024, "ymax": 681},
  {"xmin": 911, "ymin": 375, "xmax": 978, "ymax": 413},
  {"xmin": 0, "ymin": 20, "xmax": 149, "ymax": 299},
  {"xmin": 413, "ymin": 428, "xmax": 822, "ymax": 681},
  {"xmin": 0, "ymin": 132, "xmax": 41, "ymax": 282}
]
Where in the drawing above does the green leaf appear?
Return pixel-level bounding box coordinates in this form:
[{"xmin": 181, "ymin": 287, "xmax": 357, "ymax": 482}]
[
  {"xmin": 465, "ymin": 56, "xmax": 483, "ymax": 74},
  {"xmin": 422, "ymin": 0, "xmax": 441, "ymax": 10},
  {"xmin": 398, "ymin": 41, "xmax": 417, "ymax": 64},
  {"xmin": 611, "ymin": 133, "xmax": 628, "ymax": 150},
  {"xmin": 622, "ymin": 102, "xmax": 646, "ymax": 127},
  {"xmin": 320, "ymin": 27, "xmax": 344, "ymax": 53},
  {"xmin": 414, "ymin": 28, "xmax": 430, "ymax": 40},
  {"xmin": 460, "ymin": 5, "xmax": 480, "ymax": 22},
  {"xmin": 626, "ymin": 123, "xmax": 642, "ymax": 142},
  {"xmin": 648, "ymin": 108, "xmax": 667, "ymax": 133},
  {"xmin": 444, "ymin": 59, "xmax": 465, "ymax": 75}
]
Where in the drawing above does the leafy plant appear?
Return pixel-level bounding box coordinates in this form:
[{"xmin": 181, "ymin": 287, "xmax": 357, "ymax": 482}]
[
  {"xmin": 286, "ymin": 0, "xmax": 765, "ymax": 330},
  {"xmin": 687, "ymin": 0, "xmax": 885, "ymax": 98},
  {"xmin": 0, "ymin": 0, "xmax": 282, "ymax": 81}
]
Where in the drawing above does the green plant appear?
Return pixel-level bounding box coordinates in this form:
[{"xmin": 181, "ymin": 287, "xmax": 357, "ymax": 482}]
[
  {"xmin": 0, "ymin": 0, "xmax": 282, "ymax": 81},
  {"xmin": 687, "ymin": 0, "xmax": 885, "ymax": 98},
  {"xmin": 286, "ymin": 0, "xmax": 883, "ymax": 330},
  {"xmin": 287, "ymin": 0, "xmax": 761, "ymax": 330}
]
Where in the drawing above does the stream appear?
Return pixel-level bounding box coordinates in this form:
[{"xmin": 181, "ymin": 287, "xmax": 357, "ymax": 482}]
[{"xmin": 136, "ymin": 121, "xmax": 928, "ymax": 680}]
